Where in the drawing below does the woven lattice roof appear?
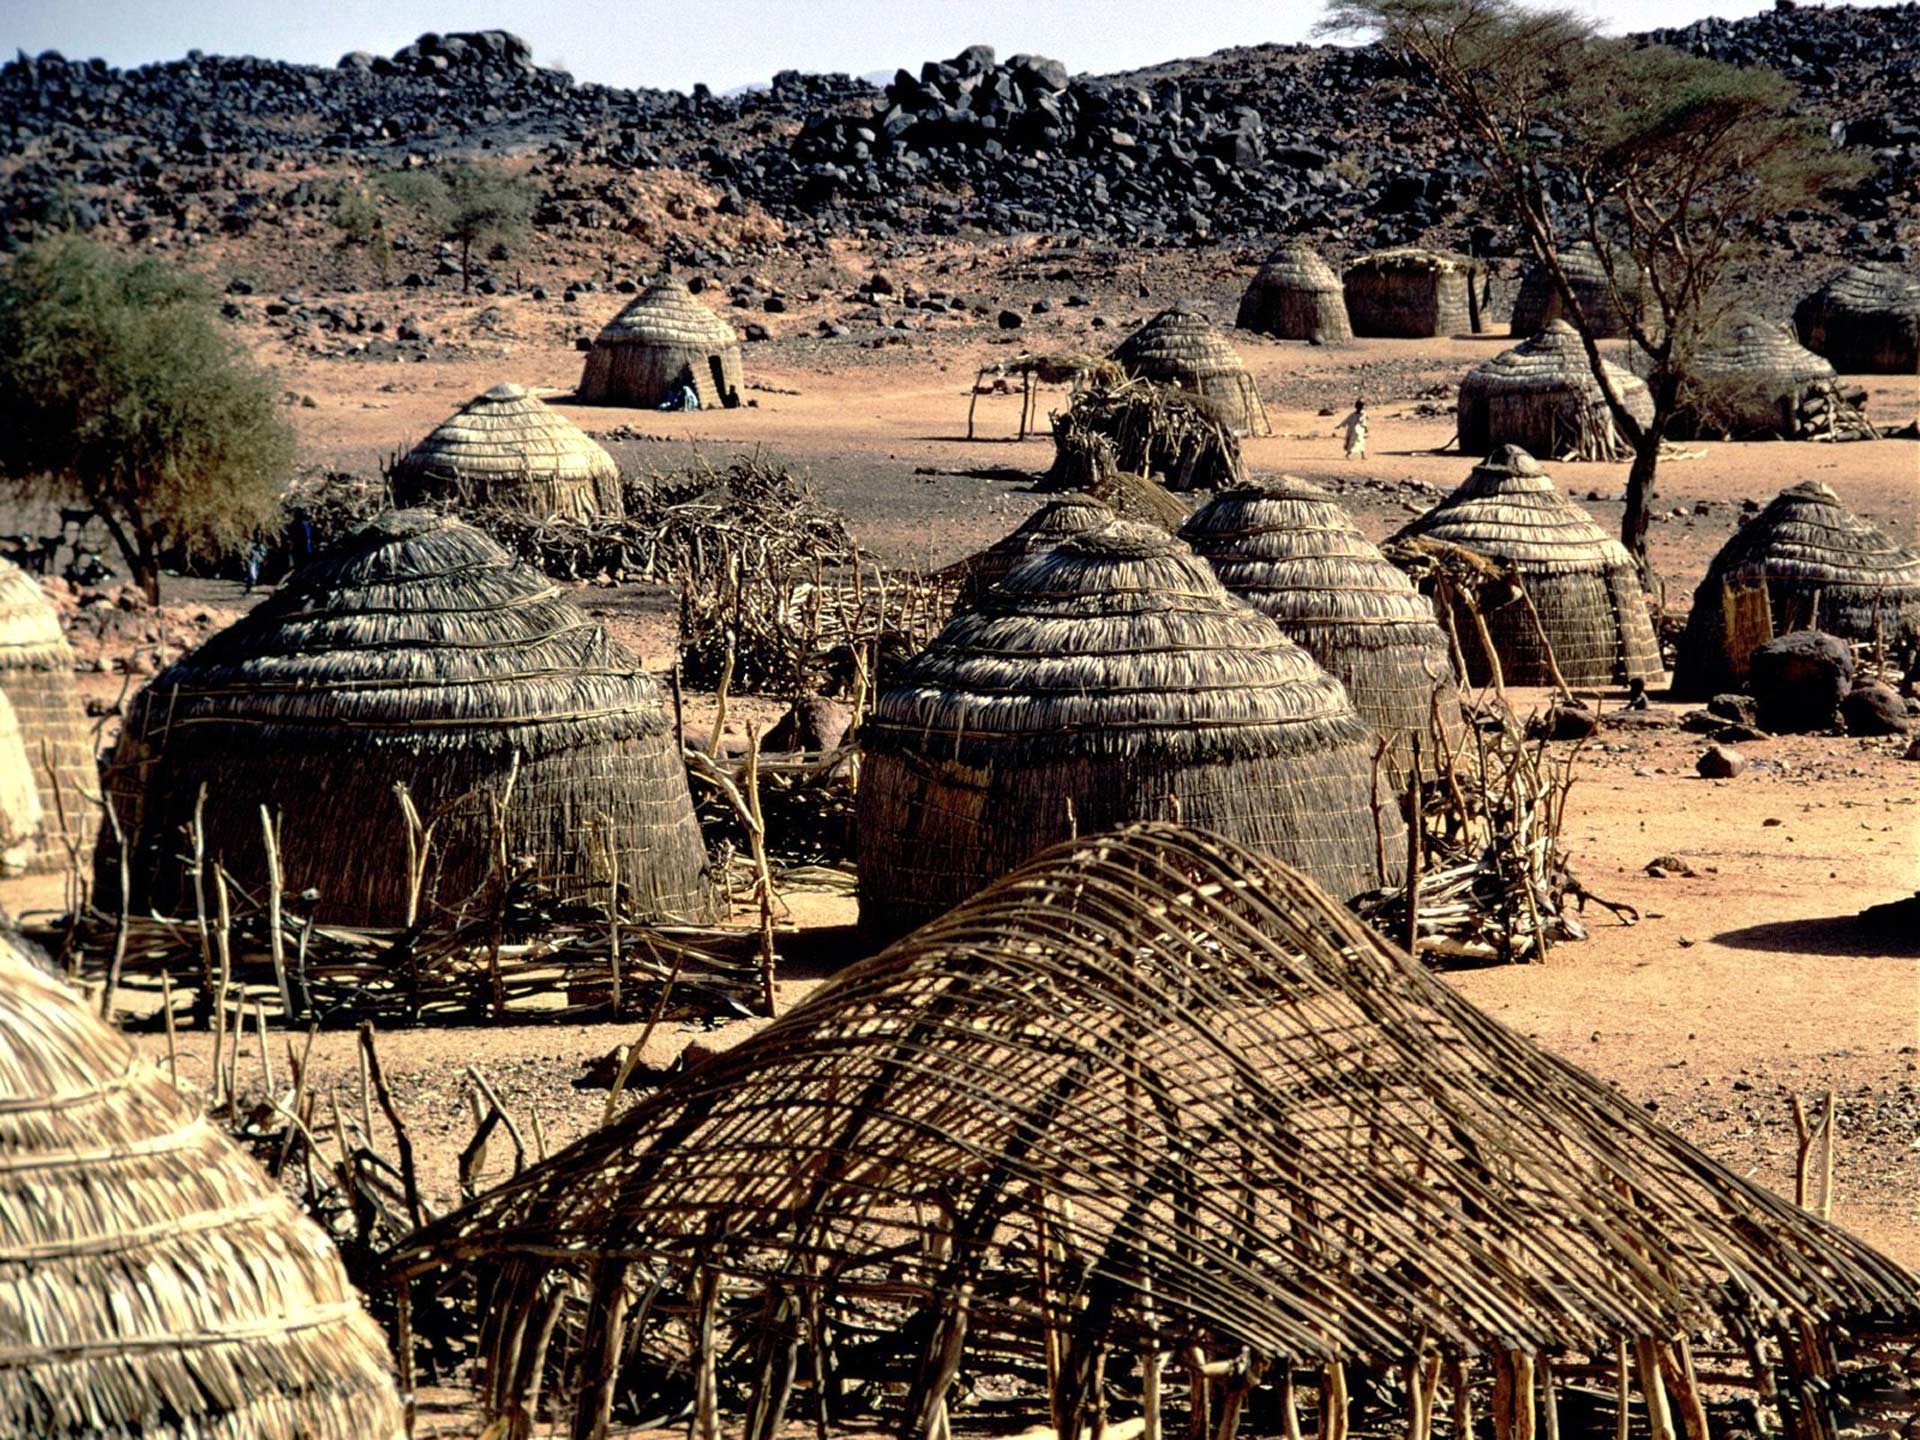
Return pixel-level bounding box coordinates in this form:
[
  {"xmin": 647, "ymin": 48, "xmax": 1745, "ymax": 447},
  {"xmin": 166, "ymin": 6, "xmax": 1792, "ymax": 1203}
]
[
  {"xmin": 1390, "ymin": 447, "xmax": 1639, "ymax": 575},
  {"xmin": 0, "ymin": 560, "xmax": 70, "ymax": 671},
  {"xmin": 392, "ymin": 383, "xmax": 617, "ymax": 489},
  {"xmin": 1247, "ymin": 241, "xmax": 1343, "ymax": 294},
  {"xmin": 1697, "ymin": 481, "xmax": 1920, "ymax": 596},
  {"xmin": 590, "ymin": 276, "xmax": 741, "ymax": 349},
  {"xmin": 1111, "ymin": 304, "xmax": 1256, "ymax": 387}
]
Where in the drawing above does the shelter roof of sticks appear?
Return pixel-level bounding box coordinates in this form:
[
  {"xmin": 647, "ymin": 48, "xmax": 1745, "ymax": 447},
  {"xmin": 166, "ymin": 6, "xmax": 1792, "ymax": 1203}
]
[
  {"xmin": 0, "ymin": 938, "xmax": 406, "ymax": 1439},
  {"xmin": 393, "ymin": 823, "xmax": 1917, "ymax": 1438}
]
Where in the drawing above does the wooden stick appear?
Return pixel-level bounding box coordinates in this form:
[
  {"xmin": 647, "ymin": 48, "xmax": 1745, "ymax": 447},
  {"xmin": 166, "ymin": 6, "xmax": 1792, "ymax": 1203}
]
[
  {"xmin": 1405, "ymin": 734, "xmax": 1423, "ymax": 957},
  {"xmin": 261, "ymin": 805, "xmax": 291, "ymax": 1017},
  {"xmin": 1633, "ymin": 1338, "xmax": 1677, "ymax": 1440}
]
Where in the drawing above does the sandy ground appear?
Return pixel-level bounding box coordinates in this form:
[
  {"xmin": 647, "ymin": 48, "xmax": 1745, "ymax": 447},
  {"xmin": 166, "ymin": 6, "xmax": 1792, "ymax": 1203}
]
[{"xmin": 1, "ymin": 273, "xmax": 1915, "ymax": 1430}]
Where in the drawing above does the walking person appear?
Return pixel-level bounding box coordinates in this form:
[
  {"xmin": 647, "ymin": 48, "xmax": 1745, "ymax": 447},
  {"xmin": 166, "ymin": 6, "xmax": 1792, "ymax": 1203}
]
[{"xmin": 1333, "ymin": 397, "xmax": 1368, "ymax": 460}]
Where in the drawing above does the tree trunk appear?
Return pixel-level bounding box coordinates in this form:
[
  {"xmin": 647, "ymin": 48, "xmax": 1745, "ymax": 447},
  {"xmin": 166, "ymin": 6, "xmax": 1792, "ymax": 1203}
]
[
  {"xmin": 132, "ymin": 545, "xmax": 162, "ymax": 607},
  {"xmin": 461, "ymin": 236, "xmax": 473, "ymax": 294},
  {"xmin": 1622, "ymin": 381, "xmax": 1677, "ymax": 588}
]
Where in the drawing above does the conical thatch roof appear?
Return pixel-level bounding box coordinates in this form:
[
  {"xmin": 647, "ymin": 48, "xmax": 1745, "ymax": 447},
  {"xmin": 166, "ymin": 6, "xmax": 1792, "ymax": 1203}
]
[
  {"xmin": 390, "ymin": 383, "xmax": 622, "ymax": 519},
  {"xmin": 942, "ymin": 495, "xmax": 1115, "ymax": 606},
  {"xmin": 101, "ymin": 511, "xmax": 713, "ymax": 927},
  {"xmin": 0, "ymin": 938, "xmax": 406, "ymax": 1440},
  {"xmin": 857, "ymin": 521, "xmax": 1397, "ymax": 938},
  {"xmin": 577, "ymin": 276, "xmax": 744, "ymax": 409},
  {"xmin": 1235, "ymin": 241, "xmax": 1352, "ymax": 343},
  {"xmin": 1510, "ymin": 241, "xmax": 1644, "ymax": 339},
  {"xmin": 1110, "ymin": 304, "xmax": 1270, "ymax": 435},
  {"xmin": 1675, "ymin": 315, "xmax": 1858, "ymax": 440},
  {"xmin": 1792, "ymin": 261, "xmax": 1920, "ymax": 373},
  {"xmin": 1458, "ymin": 320, "xmax": 1654, "ymax": 462},
  {"xmin": 1390, "ymin": 447, "xmax": 1663, "ymax": 686},
  {"xmin": 1343, "ymin": 246, "xmax": 1486, "ymax": 337},
  {"xmin": 1674, "ymin": 480, "xmax": 1920, "ymax": 697},
  {"xmin": 1181, "ymin": 479, "xmax": 1465, "ymax": 766},
  {"xmin": 395, "ymin": 823, "xmax": 1918, "ymax": 1440},
  {"xmin": 0, "ymin": 560, "xmax": 94, "ymax": 871}
]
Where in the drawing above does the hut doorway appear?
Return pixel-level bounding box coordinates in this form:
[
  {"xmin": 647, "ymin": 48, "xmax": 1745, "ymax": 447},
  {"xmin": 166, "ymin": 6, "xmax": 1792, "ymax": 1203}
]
[{"xmin": 711, "ymin": 357, "xmax": 738, "ymax": 408}]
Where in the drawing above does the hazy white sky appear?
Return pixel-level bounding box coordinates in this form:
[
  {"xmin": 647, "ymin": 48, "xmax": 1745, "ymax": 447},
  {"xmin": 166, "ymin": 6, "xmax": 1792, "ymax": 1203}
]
[{"xmin": 3, "ymin": 0, "xmax": 1839, "ymax": 93}]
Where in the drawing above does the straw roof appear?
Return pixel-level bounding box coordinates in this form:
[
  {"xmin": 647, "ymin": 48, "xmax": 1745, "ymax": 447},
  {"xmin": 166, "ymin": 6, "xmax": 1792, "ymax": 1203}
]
[
  {"xmin": 1342, "ymin": 247, "xmax": 1485, "ymax": 337},
  {"xmin": 577, "ymin": 276, "xmax": 744, "ymax": 409},
  {"xmin": 1792, "ymin": 261, "xmax": 1920, "ymax": 374},
  {"xmin": 1458, "ymin": 320, "xmax": 1654, "ymax": 462},
  {"xmin": 102, "ymin": 511, "xmax": 713, "ymax": 927},
  {"xmin": 1110, "ymin": 304, "xmax": 1270, "ymax": 435},
  {"xmin": 1236, "ymin": 241, "xmax": 1353, "ymax": 343},
  {"xmin": 943, "ymin": 495, "xmax": 1115, "ymax": 606},
  {"xmin": 1181, "ymin": 479, "xmax": 1465, "ymax": 765},
  {"xmin": 1674, "ymin": 480, "xmax": 1920, "ymax": 697},
  {"xmin": 390, "ymin": 383, "xmax": 623, "ymax": 520},
  {"xmin": 0, "ymin": 559, "xmax": 95, "ymax": 871},
  {"xmin": 1390, "ymin": 446, "xmax": 1663, "ymax": 686},
  {"xmin": 1675, "ymin": 314, "xmax": 1852, "ymax": 439},
  {"xmin": 857, "ymin": 521, "xmax": 1396, "ymax": 938},
  {"xmin": 394, "ymin": 822, "xmax": 1918, "ymax": 1440},
  {"xmin": 0, "ymin": 938, "xmax": 405, "ymax": 1440},
  {"xmin": 1510, "ymin": 241, "xmax": 1644, "ymax": 339}
]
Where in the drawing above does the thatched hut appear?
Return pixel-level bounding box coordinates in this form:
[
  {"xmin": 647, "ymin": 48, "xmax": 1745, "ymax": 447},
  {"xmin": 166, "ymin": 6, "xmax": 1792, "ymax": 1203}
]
[
  {"xmin": 1793, "ymin": 262, "xmax": 1920, "ymax": 374},
  {"xmin": 942, "ymin": 495, "xmax": 1114, "ymax": 606},
  {"xmin": 576, "ymin": 276, "xmax": 743, "ymax": 409},
  {"xmin": 0, "ymin": 693, "xmax": 42, "ymax": 874},
  {"xmin": 1673, "ymin": 480, "xmax": 1920, "ymax": 697},
  {"xmin": 1235, "ymin": 241, "xmax": 1352, "ymax": 343},
  {"xmin": 0, "ymin": 559, "xmax": 94, "ymax": 871},
  {"xmin": 1673, "ymin": 315, "xmax": 1871, "ymax": 440},
  {"xmin": 1389, "ymin": 446, "xmax": 1663, "ymax": 687},
  {"xmin": 1182, "ymin": 479, "xmax": 1465, "ymax": 766},
  {"xmin": 1458, "ymin": 320, "xmax": 1654, "ymax": 462},
  {"xmin": 1510, "ymin": 241, "xmax": 1644, "ymax": 338},
  {"xmin": 0, "ymin": 938, "xmax": 406, "ymax": 1439},
  {"xmin": 856, "ymin": 521, "xmax": 1397, "ymax": 939},
  {"xmin": 100, "ymin": 511, "xmax": 713, "ymax": 927},
  {"xmin": 389, "ymin": 383, "xmax": 623, "ymax": 519},
  {"xmin": 1343, "ymin": 247, "xmax": 1487, "ymax": 337},
  {"xmin": 396, "ymin": 822, "xmax": 1920, "ymax": 1440},
  {"xmin": 1109, "ymin": 304, "xmax": 1270, "ymax": 435}
]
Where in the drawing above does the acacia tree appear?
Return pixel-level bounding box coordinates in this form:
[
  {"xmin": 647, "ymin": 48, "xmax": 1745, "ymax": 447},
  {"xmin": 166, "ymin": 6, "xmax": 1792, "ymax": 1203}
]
[
  {"xmin": 1322, "ymin": 0, "xmax": 1862, "ymax": 581},
  {"xmin": 381, "ymin": 161, "xmax": 535, "ymax": 292},
  {"xmin": 0, "ymin": 237, "xmax": 294, "ymax": 603}
]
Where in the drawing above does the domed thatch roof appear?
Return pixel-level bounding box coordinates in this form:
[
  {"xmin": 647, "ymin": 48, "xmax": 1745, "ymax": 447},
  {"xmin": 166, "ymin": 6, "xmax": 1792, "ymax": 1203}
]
[
  {"xmin": 396, "ymin": 823, "xmax": 1919, "ymax": 1440},
  {"xmin": 857, "ymin": 521, "xmax": 1397, "ymax": 938},
  {"xmin": 0, "ymin": 560, "xmax": 94, "ymax": 872},
  {"xmin": 1182, "ymin": 479, "xmax": 1465, "ymax": 767},
  {"xmin": 390, "ymin": 383, "xmax": 623, "ymax": 520},
  {"xmin": 1675, "ymin": 315, "xmax": 1863, "ymax": 440},
  {"xmin": 0, "ymin": 939, "xmax": 406, "ymax": 1439},
  {"xmin": 942, "ymin": 495, "xmax": 1115, "ymax": 606},
  {"xmin": 1792, "ymin": 262, "xmax": 1920, "ymax": 374},
  {"xmin": 1510, "ymin": 241, "xmax": 1644, "ymax": 339},
  {"xmin": 1236, "ymin": 241, "xmax": 1352, "ymax": 343},
  {"xmin": 1110, "ymin": 304, "xmax": 1270, "ymax": 435},
  {"xmin": 1458, "ymin": 320, "xmax": 1654, "ymax": 462},
  {"xmin": 1674, "ymin": 480, "xmax": 1920, "ymax": 697},
  {"xmin": 577, "ymin": 276, "xmax": 744, "ymax": 410},
  {"xmin": 1389, "ymin": 447, "xmax": 1663, "ymax": 687},
  {"xmin": 102, "ymin": 511, "xmax": 713, "ymax": 927},
  {"xmin": 1343, "ymin": 247, "xmax": 1487, "ymax": 338}
]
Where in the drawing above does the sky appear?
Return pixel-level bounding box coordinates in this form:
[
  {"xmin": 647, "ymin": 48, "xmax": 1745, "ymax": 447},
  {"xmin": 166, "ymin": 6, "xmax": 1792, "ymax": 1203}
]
[{"xmin": 1, "ymin": 0, "xmax": 1840, "ymax": 94}]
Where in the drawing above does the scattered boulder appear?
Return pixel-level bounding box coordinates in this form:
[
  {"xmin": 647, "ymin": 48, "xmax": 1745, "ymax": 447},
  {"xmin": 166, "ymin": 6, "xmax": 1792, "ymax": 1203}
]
[
  {"xmin": 762, "ymin": 696, "xmax": 851, "ymax": 753},
  {"xmin": 1696, "ymin": 745, "xmax": 1747, "ymax": 779},
  {"xmin": 1841, "ymin": 680, "xmax": 1913, "ymax": 736},
  {"xmin": 1530, "ymin": 702, "xmax": 1598, "ymax": 741},
  {"xmin": 1748, "ymin": 631, "xmax": 1852, "ymax": 733}
]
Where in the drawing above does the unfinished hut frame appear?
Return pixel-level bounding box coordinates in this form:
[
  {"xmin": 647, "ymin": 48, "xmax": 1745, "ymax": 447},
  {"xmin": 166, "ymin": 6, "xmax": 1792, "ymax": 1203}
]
[
  {"xmin": 0, "ymin": 557, "xmax": 96, "ymax": 873},
  {"xmin": 1673, "ymin": 480, "xmax": 1920, "ymax": 697},
  {"xmin": 1388, "ymin": 446, "xmax": 1663, "ymax": 688},
  {"xmin": 577, "ymin": 276, "xmax": 744, "ymax": 410},
  {"xmin": 392, "ymin": 823, "xmax": 1920, "ymax": 1440},
  {"xmin": 1048, "ymin": 377, "xmax": 1245, "ymax": 494},
  {"xmin": 1109, "ymin": 304, "xmax": 1271, "ymax": 435},
  {"xmin": 1342, "ymin": 247, "xmax": 1488, "ymax": 338},
  {"xmin": 0, "ymin": 938, "xmax": 407, "ymax": 1439},
  {"xmin": 1235, "ymin": 241, "xmax": 1351, "ymax": 343},
  {"xmin": 99, "ymin": 511, "xmax": 715, "ymax": 929},
  {"xmin": 1457, "ymin": 320, "xmax": 1654, "ymax": 463},
  {"xmin": 389, "ymin": 382, "xmax": 625, "ymax": 519},
  {"xmin": 856, "ymin": 521, "xmax": 1398, "ymax": 940},
  {"xmin": 1792, "ymin": 261, "xmax": 1920, "ymax": 374}
]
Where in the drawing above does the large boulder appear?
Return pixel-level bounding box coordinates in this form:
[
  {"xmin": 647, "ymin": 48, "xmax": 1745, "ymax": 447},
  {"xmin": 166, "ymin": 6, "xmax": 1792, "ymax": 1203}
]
[
  {"xmin": 1841, "ymin": 680, "xmax": 1913, "ymax": 736},
  {"xmin": 1749, "ymin": 631, "xmax": 1853, "ymax": 733}
]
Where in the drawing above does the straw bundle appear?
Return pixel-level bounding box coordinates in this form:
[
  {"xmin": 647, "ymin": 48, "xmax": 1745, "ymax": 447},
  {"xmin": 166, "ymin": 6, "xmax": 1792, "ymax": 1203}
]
[
  {"xmin": 576, "ymin": 276, "xmax": 744, "ymax": 409},
  {"xmin": 1109, "ymin": 303, "xmax": 1271, "ymax": 435},
  {"xmin": 1673, "ymin": 480, "xmax": 1920, "ymax": 696},
  {"xmin": 389, "ymin": 383, "xmax": 623, "ymax": 519},
  {"xmin": 1457, "ymin": 320, "xmax": 1654, "ymax": 462},
  {"xmin": 1510, "ymin": 241, "xmax": 1644, "ymax": 338},
  {"xmin": 1236, "ymin": 240, "xmax": 1352, "ymax": 342},
  {"xmin": 0, "ymin": 559, "xmax": 95, "ymax": 872},
  {"xmin": 1182, "ymin": 479, "xmax": 1465, "ymax": 768},
  {"xmin": 100, "ymin": 511, "xmax": 713, "ymax": 927},
  {"xmin": 857, "ymin": 521, "xmax": 1398, "ymax": 939},
  {"xmin": 1673, "ymin": 314, "xmax": 1867, "ymax": 440},
  {"xmin": 0, "ymin": 939, "xmax": 405, "ymax": 1440},
  {"xmin": 1792, "ymin": 261, "xmax": 1920, "ymax": 374},
  {"xmin": 1343, "ymin": 247, "xmax": 1486, "ymax": 337},
  {"xmin": 941, "ymin": 495, "xmax": 1115, "ymax": 606},
  {"xmin": 1389, "ymin": 446, "xmax": 1663, "ymax": 687},
  {"xmin": 394, "ymin": 822, "xmax": 1918, "ymax": 1440}
]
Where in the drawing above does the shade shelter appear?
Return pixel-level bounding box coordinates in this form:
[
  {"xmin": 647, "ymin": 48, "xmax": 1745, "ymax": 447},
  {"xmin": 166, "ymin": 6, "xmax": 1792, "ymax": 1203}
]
[{"xmin": 1343, "ymin": 247, "xmax": 1486, "ymax": 337}]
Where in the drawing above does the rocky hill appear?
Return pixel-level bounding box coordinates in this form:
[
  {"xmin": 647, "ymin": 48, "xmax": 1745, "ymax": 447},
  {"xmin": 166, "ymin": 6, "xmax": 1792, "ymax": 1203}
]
[{"xmin": 2, "ymin": 6, "xmax": 1913, "ymax": 277}]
